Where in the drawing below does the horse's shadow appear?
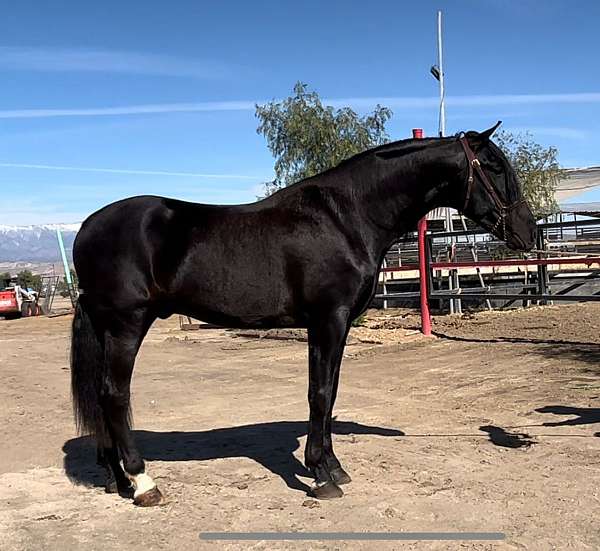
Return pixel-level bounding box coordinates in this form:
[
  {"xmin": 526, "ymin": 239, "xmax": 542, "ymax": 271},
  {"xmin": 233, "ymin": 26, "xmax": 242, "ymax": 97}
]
[
  {"xmin": 62, "ymin": 420, "xmax": 404, "ymax": 494},
  {"xmin": 536, "ymin": 405, "xmax": 600, "ymax": 428}
]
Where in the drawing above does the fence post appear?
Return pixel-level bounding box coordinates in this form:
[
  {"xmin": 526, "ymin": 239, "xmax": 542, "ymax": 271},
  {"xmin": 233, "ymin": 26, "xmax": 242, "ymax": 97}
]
[
  {"xmin": 413, "ymin": 128, "xmax": 432, "ymax": 336},
  {"xmin": 536, "ymin": 227, "xmax": 548, "ymax": 305},
  {"xmin": 382, "ymin": 257, "xmax": 388, "ymax": 310}
]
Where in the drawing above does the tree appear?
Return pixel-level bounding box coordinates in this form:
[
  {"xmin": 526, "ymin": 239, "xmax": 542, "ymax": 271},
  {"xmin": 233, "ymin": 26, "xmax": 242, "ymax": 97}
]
[
  {"xmin": 0, "ymin": 272, "xmax": 11, "ymax": 286},
  {"xmin": 56, "ymin": 269, "xmax": 78, "ymax": 298},
  {"xmin": 16, "ymin": 270, "xmax": 42, "ymax": 291},
  {"xmin": 494, "ymin": 131, "xmax": 563, "ymax": 219},
  {"xmin": 256, "ymin": 82, "xmax": 392, "ymax": 194}
]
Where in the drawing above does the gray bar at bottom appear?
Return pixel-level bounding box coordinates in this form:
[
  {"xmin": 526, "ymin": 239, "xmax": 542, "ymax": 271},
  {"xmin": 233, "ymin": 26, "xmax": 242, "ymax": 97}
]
[{"xmin": 200, "ymin": 532, "xmax": 505, "ymax": 541}]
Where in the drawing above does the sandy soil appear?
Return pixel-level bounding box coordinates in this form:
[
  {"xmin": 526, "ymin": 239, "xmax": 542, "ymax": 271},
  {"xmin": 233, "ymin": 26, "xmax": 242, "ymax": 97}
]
[{"xmin": 2, "ymin": 304, "xmax": 600, "ymax": 550}]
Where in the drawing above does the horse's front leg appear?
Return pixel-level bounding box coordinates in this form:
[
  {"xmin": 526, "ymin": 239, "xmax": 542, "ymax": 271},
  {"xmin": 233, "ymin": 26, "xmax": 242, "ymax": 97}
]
[
  {"xmin": 323, "ymin": 370, "xmax": 352, "ymax": 486},
  {"xmin": 305, "ymin": 307, "xmax": 351, "ymax": 499}
]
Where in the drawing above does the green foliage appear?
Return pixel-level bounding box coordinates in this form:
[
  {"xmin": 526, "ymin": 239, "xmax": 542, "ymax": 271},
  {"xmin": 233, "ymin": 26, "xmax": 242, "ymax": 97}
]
[
  {"xmin": 0, "ymin": 272, "xmax": 11, "ymax": 286},
  {"xmin": 351, "ymin": 313, "xmax": 367, "ymax": 327},
  {"xmin": 16, "ymin": 270, "xmax": 42, "ymax": 291},
  {"xmin": 57, "ymin": 269, "xmax": 78, "ymax": 297},
  {"xmin": 494, "ymin": 130, "xmax": 563, "ymax": 219},
  {"xmin": 256, "ymin": 82, "xmax": 392, "ymax": 194}
]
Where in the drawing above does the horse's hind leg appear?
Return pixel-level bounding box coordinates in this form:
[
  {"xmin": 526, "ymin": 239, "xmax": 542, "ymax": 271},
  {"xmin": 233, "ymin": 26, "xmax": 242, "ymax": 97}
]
[
  {"xmin": 101, "ymin": 308, "xmax": 162, "ymax": 506},
  {"xmin": 97, "ymin": 445, "xmax": 132, "ymax": 497}
]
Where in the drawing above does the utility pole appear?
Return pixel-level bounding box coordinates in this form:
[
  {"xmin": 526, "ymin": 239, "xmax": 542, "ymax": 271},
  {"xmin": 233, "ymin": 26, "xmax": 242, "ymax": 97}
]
[
  {"xmin": 436, "ymin": 10, "xmax": 446, "ymax": 139},
  {"xmin": 431, "ymin": 10, "xmax": 460, "ymax": 314}
]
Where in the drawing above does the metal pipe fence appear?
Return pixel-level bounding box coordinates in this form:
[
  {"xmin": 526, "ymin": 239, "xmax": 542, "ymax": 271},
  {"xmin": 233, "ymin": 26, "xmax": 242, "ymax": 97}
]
[{"xmin": 375, "ymin": 219, "xmax": 600, "ymax": 320}]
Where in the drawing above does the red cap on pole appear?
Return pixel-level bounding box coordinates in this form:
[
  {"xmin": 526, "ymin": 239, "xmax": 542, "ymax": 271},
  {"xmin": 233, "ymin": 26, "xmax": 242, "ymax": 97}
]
[{"xmin": 412, "ymin": 128, "xmax": 424, "ymax": 139}]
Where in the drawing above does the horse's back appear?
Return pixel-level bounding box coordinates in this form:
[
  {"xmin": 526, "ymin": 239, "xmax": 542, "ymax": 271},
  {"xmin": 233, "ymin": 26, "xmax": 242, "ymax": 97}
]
[
  {"xmin": 73, "ymin": 191, "xmax": 374, "ymax": 327},
  {"xmin": 73, "ymin": 195, "xmax": 295, "ymax": 320}
]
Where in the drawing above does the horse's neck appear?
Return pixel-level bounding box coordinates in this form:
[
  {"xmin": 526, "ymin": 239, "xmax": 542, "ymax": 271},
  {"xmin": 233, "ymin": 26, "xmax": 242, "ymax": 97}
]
[{"xmin": 359, "ymin": 141, "xmax": 459, "ymax": 248}]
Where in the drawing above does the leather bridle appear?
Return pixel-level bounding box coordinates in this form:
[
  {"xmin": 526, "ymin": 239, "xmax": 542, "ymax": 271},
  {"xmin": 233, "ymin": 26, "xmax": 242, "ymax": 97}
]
[{"xmin": 458, "ymin": 135, "xmax": 528, "ymax": 240}]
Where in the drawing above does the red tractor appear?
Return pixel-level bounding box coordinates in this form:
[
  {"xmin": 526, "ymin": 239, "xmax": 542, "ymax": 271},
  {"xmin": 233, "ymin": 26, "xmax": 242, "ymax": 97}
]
[{"xmin": 0, "ymin": 277, "xmax": 41, "ymax": 319}]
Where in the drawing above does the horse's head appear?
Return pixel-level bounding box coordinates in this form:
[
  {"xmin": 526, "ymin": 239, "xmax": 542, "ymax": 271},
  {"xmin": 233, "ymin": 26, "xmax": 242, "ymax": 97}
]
[{"xmin": 457, "ymin": 123, "xmax": 536, "ymax": 251}]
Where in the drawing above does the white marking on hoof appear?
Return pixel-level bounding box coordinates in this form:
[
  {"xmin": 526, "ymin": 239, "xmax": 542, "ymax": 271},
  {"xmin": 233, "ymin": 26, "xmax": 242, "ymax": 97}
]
[
  {"xmin": 312, "ymin": 480, "xmax": 329, "ymax": 490},
  {"xmin": 125, "ymin": 471, "xmax": 157, "ymax": 499}
]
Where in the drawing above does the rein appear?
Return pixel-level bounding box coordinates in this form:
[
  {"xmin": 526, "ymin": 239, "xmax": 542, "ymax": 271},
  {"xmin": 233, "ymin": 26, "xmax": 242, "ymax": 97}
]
[{"xmin": 458, "ymin": 135, "xmax": 527, "ymax": 240}]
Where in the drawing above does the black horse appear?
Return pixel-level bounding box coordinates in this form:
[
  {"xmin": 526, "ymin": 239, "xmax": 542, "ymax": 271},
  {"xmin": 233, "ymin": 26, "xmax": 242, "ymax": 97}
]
[{"xmin": 71, "ymin": 123, "xmax": 536, "ymax": 506}]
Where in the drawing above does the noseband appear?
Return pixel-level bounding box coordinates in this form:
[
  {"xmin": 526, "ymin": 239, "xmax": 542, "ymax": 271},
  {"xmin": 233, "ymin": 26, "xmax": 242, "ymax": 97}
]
[{"xmin": 459, "ymin": 135, "xmax": 527, "ymax": 240}]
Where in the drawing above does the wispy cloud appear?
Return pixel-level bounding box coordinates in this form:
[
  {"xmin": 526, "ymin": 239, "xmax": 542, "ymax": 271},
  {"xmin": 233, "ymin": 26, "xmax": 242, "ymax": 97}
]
[
  {"xmin": 504, "ymin": 126, "xmax": 589, "ymax": 140},
  {"xmin": 0, "ymin": 162, "xmax": 265, "ymax": 180},
  {"xmin": 0, "ymin": 197, "xmax": 87, "ymax": 225},
  {"xmin": 448, "ymin": 93, "xmax": 600, "ymax": 106},
  {"xmin": 1, "ymin": 92, "xmax": 599, "ymax": 119},
  {"xmin": 334, "ymin": 93, "xmax": 600, "ymax": 109},
  {"xmin": 0, "ymin": 46, "xmax": 232, "ymax": 79},
  {"xmin": 0, "ymin": 101, "xmax": 256, "ymax": 119},
  {"xmin": 0, "ymin": 181, "xmax": 261, "ymax": 224}
]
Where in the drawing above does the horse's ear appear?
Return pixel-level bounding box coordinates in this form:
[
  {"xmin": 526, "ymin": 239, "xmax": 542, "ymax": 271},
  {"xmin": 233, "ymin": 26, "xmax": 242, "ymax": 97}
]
[
  {"xmin": 480, "ymin": 121, "xmax": 502, "ymax": 141},
  {"xmin": 466, "ymin": 121, "xmax": 502, "ymax": 151}
]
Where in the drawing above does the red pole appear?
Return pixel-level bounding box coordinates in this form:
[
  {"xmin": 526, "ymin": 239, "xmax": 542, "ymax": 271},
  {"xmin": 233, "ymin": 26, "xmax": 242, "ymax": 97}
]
[{"xmin": 413, "ymin": 128, "xmax": 432, "ymax": 336}]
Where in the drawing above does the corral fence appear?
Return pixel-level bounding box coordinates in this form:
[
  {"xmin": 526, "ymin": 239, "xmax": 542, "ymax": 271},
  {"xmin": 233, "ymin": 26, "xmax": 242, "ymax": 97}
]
[{"xmin": 375, "ymin": 217, "xmax": 600, "ymax": 333}]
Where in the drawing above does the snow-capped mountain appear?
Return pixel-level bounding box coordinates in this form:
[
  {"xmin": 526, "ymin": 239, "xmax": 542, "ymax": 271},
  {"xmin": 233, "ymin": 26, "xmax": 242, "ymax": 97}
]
[{"xmin": 0, "ymin": 223, "xmax": 81, "ymax": 262}]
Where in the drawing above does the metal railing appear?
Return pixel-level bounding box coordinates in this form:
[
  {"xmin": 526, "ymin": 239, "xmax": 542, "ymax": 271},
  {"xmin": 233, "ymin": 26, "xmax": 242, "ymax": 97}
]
[{"xmin": 376, "ymin": 218, "xmax": 600, "ymax": 310}]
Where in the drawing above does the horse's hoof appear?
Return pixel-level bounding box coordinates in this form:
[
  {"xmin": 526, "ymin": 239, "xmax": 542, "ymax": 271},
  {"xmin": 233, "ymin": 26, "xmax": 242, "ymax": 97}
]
[
  {"xmin": 106, "ymin": 477, "xmax": 134, "ymax": 498},
  {"xmin": 133, "ymin": 486, "xmax": 164, "ymax": 507},
  {"xmin": 117, "ymin": 484, "xmax": 135, "ymax": 499},
  {"xmin": 311, "ymin": 481, "xmax": 344, "ymax": 500},
  {"xmin": 105, "ymin": 481, "xmax": 118, "ymax": 494},
  {"xmin": 330, "ymin": 467, "xmax": 352, "ymax": 485}
]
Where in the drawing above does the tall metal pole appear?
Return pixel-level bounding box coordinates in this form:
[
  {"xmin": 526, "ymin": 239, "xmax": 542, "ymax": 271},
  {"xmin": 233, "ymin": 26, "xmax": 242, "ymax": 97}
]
[
  {"xmin": 437, "ymin": 11, "xmax": 446, "ymax": 138},
  {"xmin": 436, "ymin": 11, "xmax": 460, "ymax": 314},
  {"xmin": 56, "ymin": 228, "xmax": 75, "ymax": 307}
]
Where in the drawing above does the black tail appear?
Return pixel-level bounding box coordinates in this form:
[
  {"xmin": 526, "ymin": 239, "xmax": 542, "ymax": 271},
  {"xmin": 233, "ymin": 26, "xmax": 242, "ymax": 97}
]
[{"xmin": 70, "ymin": 297, "xmax": 109, "ymax": 445}]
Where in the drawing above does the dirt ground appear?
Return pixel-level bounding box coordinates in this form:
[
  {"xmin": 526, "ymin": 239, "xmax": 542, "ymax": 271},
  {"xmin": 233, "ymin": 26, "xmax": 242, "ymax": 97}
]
[{"xmin": 2, "ymin": 304, "xmax": 600, "ymax": 550}]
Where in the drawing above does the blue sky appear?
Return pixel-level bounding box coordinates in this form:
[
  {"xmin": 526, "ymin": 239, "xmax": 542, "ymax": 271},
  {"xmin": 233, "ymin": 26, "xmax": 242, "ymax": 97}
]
[{"xmin": 1, "ymin": 0, "xmax": 599, "ymax": 225}]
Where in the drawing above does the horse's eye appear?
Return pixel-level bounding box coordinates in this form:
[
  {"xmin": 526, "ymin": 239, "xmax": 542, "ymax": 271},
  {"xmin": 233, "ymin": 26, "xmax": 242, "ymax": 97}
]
[{"xmin": 488, "ymin": 164, "xmax": 504, "ymax": 176}]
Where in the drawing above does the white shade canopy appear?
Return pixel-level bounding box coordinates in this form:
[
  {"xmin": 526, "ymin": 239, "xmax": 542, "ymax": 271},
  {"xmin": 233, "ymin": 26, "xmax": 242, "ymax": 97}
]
[{"xmin": 556, "ymin": 166, "xmax": 600, "ymax": 202}]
